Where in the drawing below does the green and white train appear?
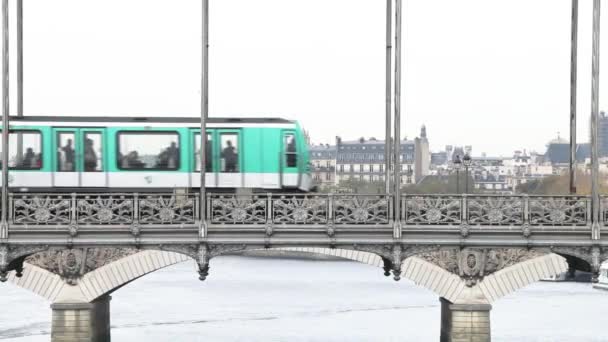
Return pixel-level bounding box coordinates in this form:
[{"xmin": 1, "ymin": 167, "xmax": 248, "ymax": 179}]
[{"xmin": 0, "ymin": 116, "xmax": 313, "ymax": 192}]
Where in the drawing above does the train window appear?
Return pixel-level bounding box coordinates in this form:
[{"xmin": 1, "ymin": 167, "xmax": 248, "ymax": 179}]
[
  {"xmin": 84, "ymin": 132, "xmax": 103, "ymax": 172},
  {"xmin": 0, "ymin": 131, "xmax": 43, "ymax": 170},
  {"xmin": 220, "ymin": 133, "xmax": 238, "ymax": 173},
  {"xmin": 117, "ymin": 132, "xmax": 180, "ymax": 170},
  {"xmin": 57, "ymin": 132, "xmax": 76, "ymax": 172},
  {"xmin": 194, "ymin": 133, "xmax": 212, "ymax": 172},
  {"xmin": 284, "ymin": 133, "xmax": 297, "ymax": 168}
]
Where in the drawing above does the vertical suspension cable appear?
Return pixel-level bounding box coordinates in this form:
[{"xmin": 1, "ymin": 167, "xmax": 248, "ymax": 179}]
[
  {"xmin": 385, "ymin": 0, "xmax": 392, "ymax": 194},
  {"xmin": 199, "ymin": 0, "xmax": 209, "ymax": 238},
  {"xmin": 591, "ymin": 0, "xmax": 601, "ymax": 239},
  {"xmin": 569, "ymin": 0, "xmax": 578, "ymax": 194},
  {"xmin": 393, "ymin": 0, "xmax": 402, "ymax": 238}
]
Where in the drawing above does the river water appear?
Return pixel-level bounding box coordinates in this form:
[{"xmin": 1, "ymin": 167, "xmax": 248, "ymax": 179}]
[{"xmin": 0, "ymin": 256, "xmax": 607, "ymax": 341}]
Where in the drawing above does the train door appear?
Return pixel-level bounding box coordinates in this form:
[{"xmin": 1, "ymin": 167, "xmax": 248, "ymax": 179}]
[
  {"xmin": 53, "ymin": 128, "xmax": 79, "ymax": 187},
  {"xmin": 79, "ymin": 129, "xmax": 106, "ymax": 188},
  {"xmin": 280, "ymin": 130, "xmax": 299, "ymax": 188},
  {"xmin": 189, "ymin": 129, "xmax": 216, "ymax": 188},
  {"xmin": 52, "ymin": 128, "xmax": 107, "ymax": 188},
  {"xmin": 216, "ymin": 129, "xmax": 242, "ymax": 188}
]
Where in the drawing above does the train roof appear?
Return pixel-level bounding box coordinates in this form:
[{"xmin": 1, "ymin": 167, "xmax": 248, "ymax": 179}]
[{"xmin": 8, "ymin": 116, "xmax": 295, "ymax": 124}]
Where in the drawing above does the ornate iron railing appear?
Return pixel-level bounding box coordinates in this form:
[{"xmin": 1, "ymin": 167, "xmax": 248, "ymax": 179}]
[
  {"xmin": 467, "ymin": 196, "xmax": 524, "ymax": 225},
  {"xmin": 208, "ymin": 193, "xmax": 392, "ymax": 226},
  {"xmin": 8, "ymin": 193, "xmax": 198, "ymax": 229},
  {"xmin": 403, "ymin": 195, "xmax": 462, "ymax": 225},
  {"xmin": 402, "ymin": 194, "xmax": 590, "ymax": 229},
  {"xmin": 527, "ymin": 196, "xmax": 589, "ymax": 226},
  {"xmin": 3, "ymin": 192, "xmax": 592, "ymax": 231}
]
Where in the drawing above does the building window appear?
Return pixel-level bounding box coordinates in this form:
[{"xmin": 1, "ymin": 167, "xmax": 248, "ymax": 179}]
[
  {"xmin": 359, "ymin": 164, "xmax": 364, "ymax": 172},
  {"xmin": 339, "ymin": 165, "xmax": 344, "ymax": 173},
  {"xmin": 379, "ymin": 164, "xmax": 384, "ymax": 172},
  {"xmin": 350, "ymin": 164, "xmax": 354, "ymax": 172},
  {"xmin": 325, "ymin": 172, "xmax": 331, "ymax": 181}
]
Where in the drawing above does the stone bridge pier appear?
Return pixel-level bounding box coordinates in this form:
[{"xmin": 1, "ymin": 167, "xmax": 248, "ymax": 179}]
[
  {"xmin": 0, "ymin": 244, "xmax": 589, "ymax": 342},
  {"xmin": 50, "ymin": 296, "xmax": 111, "ymax": 342}
]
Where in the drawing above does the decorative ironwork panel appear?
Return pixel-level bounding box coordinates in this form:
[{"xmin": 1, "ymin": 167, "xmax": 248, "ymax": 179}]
[
  {"xmin": 404, "ymin": 195, "xmax": 461, "ymax": 225},
  {"xmin": 77, "ymin": 195, "xmax": 134, "ymax": 225},
  {"xmin": 528, "ymin": 196, "xmax": 588, "ymax": 226},
  {"xmin": 210, "ymin": 195, "xmax": 266, "ymax": 224},
  {"xmin": 333, "ymin": 195, "xmax": 390, "ymax": 224},
  {"xmin": 12, "ymin": 194, "xmax": 71, "ymax": 225},
  {"xmin": 139, "ymin": 194, "xmax": 195, "ymax": 224},
  {"xmin": 272, "ymin": 195, "xmax": 328, "ymax": 224},
  {"xmin": 467, "ymin": 196, "xmax": 523, "ymax": 225}
]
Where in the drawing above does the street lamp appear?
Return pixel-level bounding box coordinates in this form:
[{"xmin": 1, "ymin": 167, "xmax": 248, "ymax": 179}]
[
  {"xmin": 463, "ymin": 153, "xmax": 472, "ymax": 194},
  {"xmin": 453, "ymin": 154, "xmax": 462, "ymax": 194}
]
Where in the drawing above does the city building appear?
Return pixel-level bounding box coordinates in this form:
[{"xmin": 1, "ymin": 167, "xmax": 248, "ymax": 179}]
[
  {"xmin": 309, "ymin": 144, "xmax": 336, "ymax": 189},
  {"xmin": 414, "ymin": 125, "xmax": 430, "ymax": 183},
  {"xmin": 309, "ymin": 126, "xmax": 431, "ymax": 188},
  {"xmin": 335, "ymin": 136, "xmax": 414, "ymax": 184},
  {"xmin": 335, "ymin": 126, "xmax": 430, "ymax": 185}
]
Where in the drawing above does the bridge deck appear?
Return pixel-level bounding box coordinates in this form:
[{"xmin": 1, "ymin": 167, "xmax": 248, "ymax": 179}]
[{"xmin": 3, "ymin": 192, "xmax": 606, "ymax": 247}]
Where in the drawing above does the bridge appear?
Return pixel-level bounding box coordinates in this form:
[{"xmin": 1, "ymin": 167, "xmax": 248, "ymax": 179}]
[
  {"xmin": 0, "ymin": 191, "xmax": 605, "ymax": 341},
  {"xmin": 0, "ymin": 0, "xmax": 604, "ymax": 341}
]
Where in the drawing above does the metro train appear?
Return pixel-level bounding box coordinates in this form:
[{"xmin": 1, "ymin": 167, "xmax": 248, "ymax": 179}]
[{"xmin": 0, "ymin": 116, "xmax": 313, "ymax": 192}]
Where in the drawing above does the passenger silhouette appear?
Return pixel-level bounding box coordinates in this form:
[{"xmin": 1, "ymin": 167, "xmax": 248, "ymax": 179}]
[
  {"xmin": 205, "ymin": 140, "xmax": 212, "ymax": 172},
  {"xmin": 22, "ymin": 148, "xmax": 35, "ymax": 168},
  {"xmin": 167, "ymin": 142, "xmax": 179, "ymax": 167},
  {"xmin": 221, "ymin": 140, "xmax": 237, "ymax": 172},
  {"xmin": 157, "ymin": 149, "xmax": 169, "ymax": 168},
  {"xmin": 84, "ymin": 138, "xmax": 98, "ymax": 171},
  {"xmin": 126, "ymin": 151, "xmax": 145, "ymax": 169},
  {"xmin": 286, "ymin": 136, "xmax": 297, "ymax": 167},
  {"xmin": 62, "ymin": 139, "xmax": 75, "ymax": 171}
]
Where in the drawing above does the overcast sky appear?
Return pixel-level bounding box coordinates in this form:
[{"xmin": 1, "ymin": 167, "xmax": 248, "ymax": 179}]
[{"xmin": 3, "ymin": 0, "xmax": 607, "ymax": 156}]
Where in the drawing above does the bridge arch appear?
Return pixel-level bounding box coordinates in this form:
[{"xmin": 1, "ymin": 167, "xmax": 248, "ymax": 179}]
[
  {"xmin": 7, "ymin": 247, "xmax": 384, "ymax": 303},
  {"xmin": 6, "ymin": 246, "xmax": 568, "ymax": 306},
  {"xmin": 259, "ymin": 247, "xmax": 568, "ymax": 304},
  {"xmin": 400, "ymin": 253, "xmax": 568, "ymax": 304},
  {"xmin": 7, "ymin": 250, "xmax": 189, "ymax": 303}
]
